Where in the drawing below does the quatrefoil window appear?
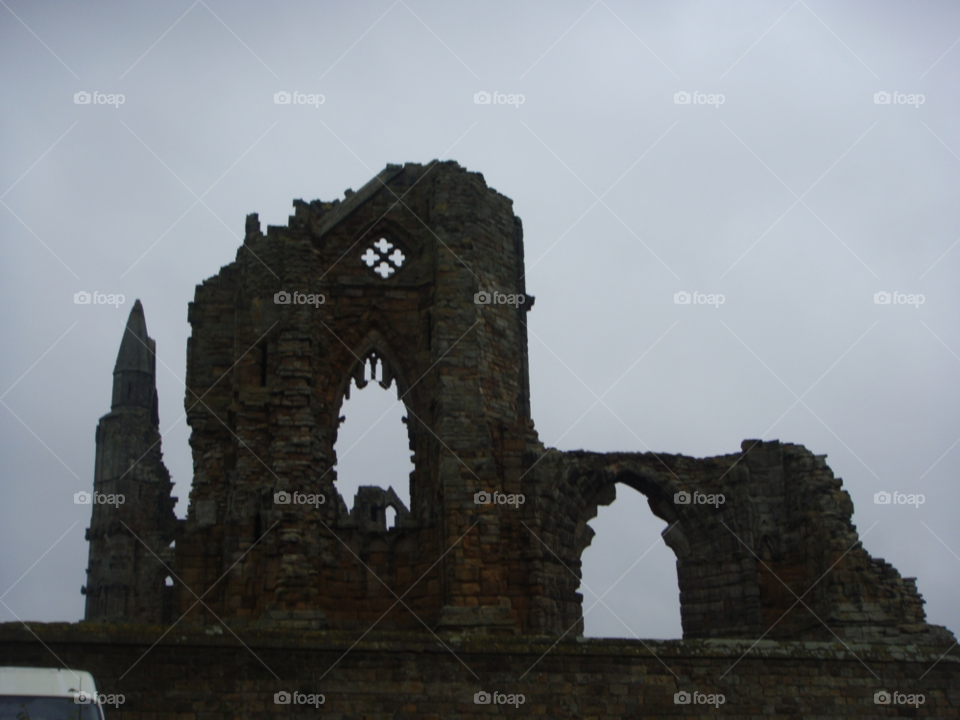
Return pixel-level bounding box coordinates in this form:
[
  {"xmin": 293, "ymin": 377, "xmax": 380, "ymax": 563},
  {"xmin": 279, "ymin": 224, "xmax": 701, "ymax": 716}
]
[{"xmin": 361, "ymin": 237, "xmax": 406, "ymax": 279}]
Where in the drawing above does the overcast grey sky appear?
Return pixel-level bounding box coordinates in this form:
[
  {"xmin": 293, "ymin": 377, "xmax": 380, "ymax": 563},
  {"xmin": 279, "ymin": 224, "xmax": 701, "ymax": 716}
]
[{"xmin": 1, "ymin": 1, "xmax": 958, "ymax": 641}]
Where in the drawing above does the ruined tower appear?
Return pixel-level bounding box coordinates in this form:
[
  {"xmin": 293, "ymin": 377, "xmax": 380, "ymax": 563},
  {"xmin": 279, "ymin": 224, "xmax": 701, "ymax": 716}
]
[
  {"xmin": 83, "ymin": 300, "xmax": 179, "ymax": 623},
  {"xmin": 175, "ymin": 162, "xmax": 540, "ymax": 633}
]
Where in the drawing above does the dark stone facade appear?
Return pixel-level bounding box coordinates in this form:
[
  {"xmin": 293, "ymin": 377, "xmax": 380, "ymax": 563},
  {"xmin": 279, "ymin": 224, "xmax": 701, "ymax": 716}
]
[{"xmin": 81, "ymin": 161, "xmax": 953, "ymax": 648}]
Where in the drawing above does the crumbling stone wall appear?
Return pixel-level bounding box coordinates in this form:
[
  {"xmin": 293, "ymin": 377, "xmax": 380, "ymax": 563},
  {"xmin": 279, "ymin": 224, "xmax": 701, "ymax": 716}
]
[
  {"xmin": 532, "ymin": 440, "xmax": 952, "ymax": 644},
  {"xmin": 82, "ymin": 161, "xmax": 953, "ymax": 648},
  {"xmin": 2, "ymin": 624, "xmax": 957, "ymax": 718},
  {"xmin": 174, "ymin": 162, "xmax": 542, "ymax": 633}
]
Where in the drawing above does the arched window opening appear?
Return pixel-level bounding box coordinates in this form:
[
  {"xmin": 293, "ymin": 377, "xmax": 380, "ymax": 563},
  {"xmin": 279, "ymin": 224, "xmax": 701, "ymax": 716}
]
[
  {"xmin": 579, "ymin": 484, "xmax": 682, "ymax": 639},
  {"xmin": 164, "ymin": 576, "xmax": 174, "ymax": 587},
  {"xmin": 385, "ymin": 505, "xmax": 397, "ymax": 529},
  {"xmin": 334, "ymin": 355, "xmax": 413, "ymax": 513}
]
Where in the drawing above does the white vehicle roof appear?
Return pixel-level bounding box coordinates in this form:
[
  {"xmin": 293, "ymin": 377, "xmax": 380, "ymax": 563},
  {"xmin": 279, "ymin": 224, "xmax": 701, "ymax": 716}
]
[{"xmin": 0, "ymin": 667, "xmax": 98, "ymax": 698}]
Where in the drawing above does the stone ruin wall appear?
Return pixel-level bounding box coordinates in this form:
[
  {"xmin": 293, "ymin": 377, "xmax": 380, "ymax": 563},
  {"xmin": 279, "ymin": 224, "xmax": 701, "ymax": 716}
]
[
  {"xmin": 80, "ymin": 161, "xmax": 953, "ymax": 650},
  {"xmin": 536, "ymin": 440, "xmax": 949, "ymax": 644},
  {"xmin": 174, "ymin": 162, "xmax": 541, "ymax": 633},
  {"xmin": 2, "ymin": 624, "xmax": 958, "ymax": 718}
]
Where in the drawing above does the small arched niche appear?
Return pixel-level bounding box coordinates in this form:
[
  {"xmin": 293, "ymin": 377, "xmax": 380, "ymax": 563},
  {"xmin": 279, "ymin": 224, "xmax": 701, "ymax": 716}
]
[
  {"xmin": 333, "ymin": 349, "xmax": 414, "ymax": 514},
  {"xmin": 579, "ymin": 483, "xmax": 682, "ymax": 639}
]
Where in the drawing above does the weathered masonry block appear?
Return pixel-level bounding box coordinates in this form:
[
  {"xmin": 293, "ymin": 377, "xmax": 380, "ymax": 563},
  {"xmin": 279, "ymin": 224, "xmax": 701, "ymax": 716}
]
[{"xmin": 77, "ymin": 161, "xmax": 952, "ymax": 650}]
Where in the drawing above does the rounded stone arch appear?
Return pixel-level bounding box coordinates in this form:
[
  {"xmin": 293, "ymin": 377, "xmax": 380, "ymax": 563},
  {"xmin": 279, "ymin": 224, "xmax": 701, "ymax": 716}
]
[
  {"xmin": 548, "ymin": 457, "xmax": 726, "ymax": 638},
  {"xmin": 570, "ymin": 462, "xmax": 692, "ymax": 563}
]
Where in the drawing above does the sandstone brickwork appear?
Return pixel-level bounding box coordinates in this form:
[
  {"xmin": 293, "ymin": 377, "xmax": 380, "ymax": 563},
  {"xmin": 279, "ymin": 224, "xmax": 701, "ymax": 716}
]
[{"xmin": 81, "ymin": 162, "xmax": 953, "ymax": 649}]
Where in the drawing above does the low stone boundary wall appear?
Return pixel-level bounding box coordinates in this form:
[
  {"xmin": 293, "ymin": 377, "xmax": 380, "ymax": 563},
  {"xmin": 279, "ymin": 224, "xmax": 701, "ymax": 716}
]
[{"xmin": 1, "ymin": 623, "xmax": 957, "ymax": 718}]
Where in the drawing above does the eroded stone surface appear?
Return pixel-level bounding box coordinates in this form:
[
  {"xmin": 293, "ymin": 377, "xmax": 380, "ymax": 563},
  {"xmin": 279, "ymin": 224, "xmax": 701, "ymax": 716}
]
[
  {"xmin": 82, "ymin": 162, "xmax": 953, "ymax": 647},
  {"xmin": 83, "ymin": 300, "xmax": 178, "ymax": 623},
  {"xmin": 2, "ymin": 624, "xmax": 958, "ymax": 718}
]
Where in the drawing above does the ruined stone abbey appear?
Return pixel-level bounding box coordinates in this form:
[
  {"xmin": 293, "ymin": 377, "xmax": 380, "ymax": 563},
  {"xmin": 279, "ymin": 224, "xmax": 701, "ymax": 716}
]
[{"xmin": 82, "ymin": 161, "xmax": 953, "ymax": 648}]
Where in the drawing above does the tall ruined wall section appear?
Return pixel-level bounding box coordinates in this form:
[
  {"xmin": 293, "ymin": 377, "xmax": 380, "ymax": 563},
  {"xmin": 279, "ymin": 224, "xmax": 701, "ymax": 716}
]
[
  {"xmin": 175, "ymin": 162, "xmax": 545, "ymax": 633},
  {"xmin": 530, "ymin": 440, "xmax": 953, "ymax": 643}
]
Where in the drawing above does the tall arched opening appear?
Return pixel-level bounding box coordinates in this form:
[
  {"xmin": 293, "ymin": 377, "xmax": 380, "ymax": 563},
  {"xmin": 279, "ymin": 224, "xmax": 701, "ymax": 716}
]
[
  {"xmin": 579, "ymin": 483, "xmax": 682, "ymax": 638},
  {"xmin": 332, "ymin": 349, "xmax": 414, "ymax": 525}
]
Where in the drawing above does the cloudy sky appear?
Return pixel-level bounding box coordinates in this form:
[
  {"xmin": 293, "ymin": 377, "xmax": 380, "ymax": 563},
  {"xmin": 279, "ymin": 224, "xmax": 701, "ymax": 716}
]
[{"xmin": 1, "ymin": 1, "xmax": 958, "ymax": 642}]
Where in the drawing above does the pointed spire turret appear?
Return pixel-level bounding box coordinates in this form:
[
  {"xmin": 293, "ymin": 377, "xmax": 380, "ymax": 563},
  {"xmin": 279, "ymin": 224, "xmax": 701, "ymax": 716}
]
[
  {"xmin": 84, "ymin": 298, "xmax": 178, "ymax": 623},
  {"xmin": 111, "ymin": 299, "xmax": 158, "ymax": 420}
]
